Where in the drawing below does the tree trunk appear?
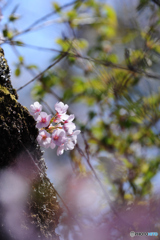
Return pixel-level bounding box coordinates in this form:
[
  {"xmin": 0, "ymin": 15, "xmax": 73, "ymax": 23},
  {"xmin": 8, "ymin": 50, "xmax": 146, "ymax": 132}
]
[{"xmin": 0, "ymin": 48, "xmax": 61, "ymax": 240}]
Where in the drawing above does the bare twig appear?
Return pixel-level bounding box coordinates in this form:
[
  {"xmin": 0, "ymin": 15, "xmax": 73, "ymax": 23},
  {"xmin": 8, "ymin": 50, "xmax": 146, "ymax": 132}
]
[
  {"xmin": 7, "ymin": 41, "xmax": 160, "ymax": 81},
  {"xmin": 152, "ymin": 0, "xmax": 160, "ymax": 7},
  {"xmin": 17, "ymin": 53, "xmax": 67, "ymax": 91},
  {"xmin": 12, "ymin": 0, "xmax": 84, "ymax": 38},
  {"xmin": 76, "ymin": 137, "xmax": 133, "ymax": 229},
  {"xmin": 11, "ymin": 44, "xmax": 63, "ymax": 107},
  {"xmin": 1, "ymin": 0, "xmax": 12, "ymax": 10},
  {"xmin": 40, "ymin": 98, "xmax": 55, "ymax": 115},
  {"xmin": 11, "ymin": 44, "xmax": 37, "ymax": 78}
]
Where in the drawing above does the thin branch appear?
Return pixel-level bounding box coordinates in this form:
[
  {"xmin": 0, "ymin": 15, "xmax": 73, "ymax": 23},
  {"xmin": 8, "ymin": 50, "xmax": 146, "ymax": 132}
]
[
  {"xmin": 1, "ymin": 0, "xmax": 12, "ymax": 10},
  {"xmin": 6, "ymin": 41, "xmax": 160, "ymax": 81},
  {"xmin": 49, "ymin": 89, "xmax": 62, "ymax": 101},
  {"xmin": 22, "ymin": 18, "xmax": 62, "ymax": 33},
  {"xmin": 11, "ymin": 44, "xmax": 37, "ymax": 78},
  {"xmin": 40, "ymin": 98, "xmax": 55, "ymax": 115},
  {"xmin": 76, "ymin": 139, "xmax": 133, "ymax": 229},
  {"xmin": 11, "ymin": 44, "xmax": 63, "ymax": 108},
  {"xmin": 152, "ymin": 0, "xmax": 160, "ymax": 7},
  {"xmin": 12, "ymin": 0, "xmax": 84, "ymax": 38},
  {"xmin": 17, "ymin": 53, "xmax": 67, "ymax": 91},
  {"xmin": 11, "ymin": 47, "xmax": 64, "ymax": 123}
]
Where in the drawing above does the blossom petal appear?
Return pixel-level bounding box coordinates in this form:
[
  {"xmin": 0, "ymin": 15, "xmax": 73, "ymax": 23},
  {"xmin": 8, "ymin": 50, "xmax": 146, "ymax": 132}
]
[
  {"xmin": 36, "ymin": 112, "xmax": 52, "ymax": 128},
  {"xmin": 55, "ymin": 102, "xmax": 68, "ymax": 114},
  {"xmin": 57, "ymin": 145, "xmax": 65, "ymax": 156}
]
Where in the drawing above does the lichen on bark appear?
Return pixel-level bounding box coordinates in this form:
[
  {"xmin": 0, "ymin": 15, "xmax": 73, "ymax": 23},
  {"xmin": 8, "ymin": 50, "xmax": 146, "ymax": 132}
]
[{"xmin": 0, "ymin": 48, "xmax": 61, "ymax": 240}]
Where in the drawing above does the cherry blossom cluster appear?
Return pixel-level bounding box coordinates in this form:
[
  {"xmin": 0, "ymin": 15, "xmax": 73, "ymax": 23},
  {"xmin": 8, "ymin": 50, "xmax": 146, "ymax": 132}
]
[{"xmin": 30, "ymin": 101, "xmax": 80, "ymax": 156}]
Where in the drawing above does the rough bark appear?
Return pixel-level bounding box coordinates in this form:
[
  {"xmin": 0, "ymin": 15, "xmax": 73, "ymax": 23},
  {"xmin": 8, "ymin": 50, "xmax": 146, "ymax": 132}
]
[{"xmin": 0, "ymin": 48, "xmax": 61, "ymax": 240}]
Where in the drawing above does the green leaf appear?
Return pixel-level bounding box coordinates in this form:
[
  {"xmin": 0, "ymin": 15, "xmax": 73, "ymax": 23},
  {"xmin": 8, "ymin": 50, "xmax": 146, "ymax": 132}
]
[
  {"xmin": 26, "ymin": 65, "xmax": 38, "ymax": 69},
  {"xmin": 52, "ymin": 2, "xmax": 61, "ymax": 13},
  {"xmin": 3, "ymin": 28, "xmax": 8, "ymax": 38},
  {"xmin": 19, "ymin": 56, "xmax": 24, "ymax": 64},
  {"xmin": 15, "ymin": 67, "xmax": 21, "ymax": 77},
  {"xmin": 77, "ymin": 39, "xmax": 88, "ymax": 49},
  {"xmin": 15, "ymin": 41, "xmax": 24, "ymax": 46},
  {"xmin": 137, "ymin": 0, "xmax": 150, "ymax": 11},
  {"xmin": 72, "ymin": 77, "xmax": 85, "ymax": 93},
  {"xmin": 67, "ymin": 10, "xmax": 78, "ymax": 21},
  {"xmin": 106, "ymin": 54, "xmax": 118, "ymax": 63},
  {"xmin": 99, "ymin": 26, "xmax": 116, "ymax": 38},
  {"xmin": 92, "ymin": 126, "xmax": 104, "ymax": 139},
  {"xmin": 31, "ymin": 84, "xmax": 46, "ymax": 99},
  {"xmin": 85, "ymin": 0, "xmax": 96, "ymax": 7},
  {"xmin": 122, "ymin": 32, "xmax": 138, "ymax": 44},
  {"xmin": 63, "ymin": 89, "xmax": 73, "ymax": 101},
  {"xmin": 68, "ymin": 56, "xmax": 76, "ymax": 63},
  {"xmin": 56, "ymin": 38, "xmax": 69, "ymax": 51},
  {"xmin": 89, "ymin": 111, "xmax": 96, "ymax": 120},
  {"xmin": 9, "ymin": 14, "xmax": 20, "ymax": 22}
]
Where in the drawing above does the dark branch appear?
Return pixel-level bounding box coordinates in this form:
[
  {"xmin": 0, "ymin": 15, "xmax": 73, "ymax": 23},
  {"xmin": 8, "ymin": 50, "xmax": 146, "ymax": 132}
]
[
  {"xmin": 16, "ymin": 42, "xmax": 160, "ymax": 80},
  {"xmin": 152, "ymin": 0, "xmax": 160, "ymax": 7},
  {"xmin": 17, "ymin": 53, "xmax": 67, "ymax": 91},
  {"xmin": 12, "ymin": 0, "xmax": 85, "ymax": 38},
  {"xmin": 5, "ymin": 41, "xmax": 160, "ymax": 91}
]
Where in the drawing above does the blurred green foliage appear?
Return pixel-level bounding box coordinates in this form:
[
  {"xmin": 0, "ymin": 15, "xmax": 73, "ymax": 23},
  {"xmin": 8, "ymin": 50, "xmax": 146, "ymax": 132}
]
[
  {"xmin": 30, "ymin": 0, "xmax": 160, "ymax": 201},
  {"xmin": 2, "ymin": 0, "xmax": 160, "ymax": 234}
]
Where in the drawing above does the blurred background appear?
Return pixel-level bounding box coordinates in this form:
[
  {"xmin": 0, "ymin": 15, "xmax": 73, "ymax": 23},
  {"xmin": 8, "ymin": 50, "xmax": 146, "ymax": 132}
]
[{"xmin": 1, "ymin": 0, "xmax": 160, "ymax": 239}]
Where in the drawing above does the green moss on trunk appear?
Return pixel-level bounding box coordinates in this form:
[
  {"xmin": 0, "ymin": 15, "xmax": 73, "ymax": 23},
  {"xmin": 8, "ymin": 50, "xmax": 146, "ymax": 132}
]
[{"xmin": 0, "ymin": 48, "xmax": 61, "ymax": 240}]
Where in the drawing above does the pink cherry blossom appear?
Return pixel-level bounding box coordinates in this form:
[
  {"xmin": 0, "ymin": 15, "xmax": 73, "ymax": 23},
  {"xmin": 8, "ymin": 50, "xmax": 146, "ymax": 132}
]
[
  {"xmin": 37, "ymin": 130, "xmax": 51, "ymax": 148},
  {"xmin": 64, "ymin": 114, "xmax": 75, "ymax": 123},
  {"xmin": 55, "ymin": 102, "xmax": 68, "ymax": 114},
  {"xmin": 64, "ymin": 138, "xmax": 75, "ymax": 151},
  {"xmin": 57, "ymin": 145, "xmax": 65, "ymax": 156},
  {"xmin": 36, "ymin": 112, "xmax": 52, "ymax": 128},
  {"xmin": 50, "ymin": 140, "xmax": 56, "ymax": 149},
  {"xmin": 51, "ymin": 129, "xmax": 66, "ymax": 146},
  {"xmin": 30, "ymin": 101, "xmax": 42, "ymax": 119},
  {"xmin": 63, "ymin": 122, "xmax": 76, "ymax": 134},
  {"xmin": 29, "ymin": 100, "xmax": 81, "ymax": 155},
  {"xmin": 63, "ymin": 114, "xmax": 75, "ymax": 134},
  {"xmin": 56, "ymin": 130, "xmax": 80, "ymax": 155},
  {"xmin": 70, "ymin": 130, "xmax": 81, "ymax": 144},
  {"xmin": 54, "ymin": 113, "xmax": 69, "ymax": 123}
]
